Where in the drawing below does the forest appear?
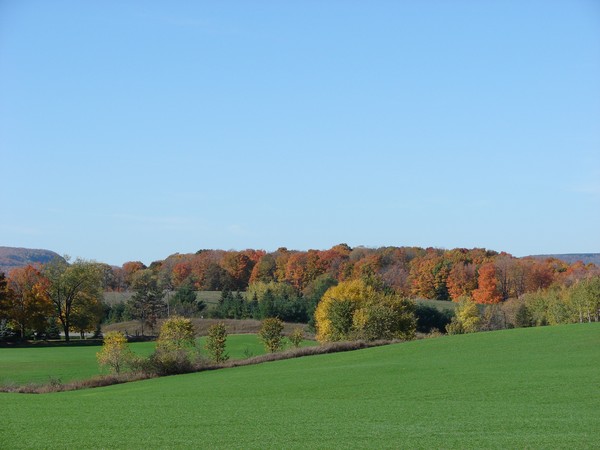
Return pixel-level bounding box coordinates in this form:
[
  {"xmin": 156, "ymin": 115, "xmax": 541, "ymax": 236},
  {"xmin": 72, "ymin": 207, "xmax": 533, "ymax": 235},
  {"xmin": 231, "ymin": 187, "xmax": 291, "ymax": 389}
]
[{"xmin": 1, "ymin": 244, "xmax": 599, "ymax": 343}]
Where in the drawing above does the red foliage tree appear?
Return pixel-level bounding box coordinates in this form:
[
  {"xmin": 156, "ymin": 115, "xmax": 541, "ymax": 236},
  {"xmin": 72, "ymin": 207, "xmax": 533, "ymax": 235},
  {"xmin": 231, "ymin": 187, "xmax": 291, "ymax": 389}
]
[
  {"xmin": 472, "ymin": 263, "xmax": 502, "ymax": 304},
  {"xmin": 446, "ymin": 263, "xmax": 478, "ymax": 301}
]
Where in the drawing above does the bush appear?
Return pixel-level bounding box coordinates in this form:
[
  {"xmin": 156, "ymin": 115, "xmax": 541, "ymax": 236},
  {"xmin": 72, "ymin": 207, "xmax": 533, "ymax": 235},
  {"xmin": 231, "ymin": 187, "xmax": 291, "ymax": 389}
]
[
  {"xmin": 353, "ymin": 296, "xmax": 416, "ymax": 341},
  {"xmin": 152, "ymin": 316, "xmax": 200, "ymax": 375},
  {"xmin": 314, "ymin": 280, "xmax": 416, "ymax": 342},
  {"xmin": 314, "ymin": 279, "xmax": 379, "ymax": 342},
  {"xmin": 289, "ymin": 327, "xmax": 304, "ymax": 348},
  {"xmin": 259, "ymin": 318, "xmax": 284, "ymax": 353},
  {"xmin": 205, "ymin": 322, "xmax": 229, "ymax": 363},
  {"xmin": 147, "ymin": 350, "xmax": 198, "ymax": 376}
]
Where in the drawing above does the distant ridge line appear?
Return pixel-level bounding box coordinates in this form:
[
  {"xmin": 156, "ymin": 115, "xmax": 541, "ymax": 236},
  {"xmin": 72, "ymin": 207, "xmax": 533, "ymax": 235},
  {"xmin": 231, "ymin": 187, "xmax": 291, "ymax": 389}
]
[{"xmin": 529, "ymin": 253, "xmax": 600, "ymax": 266}]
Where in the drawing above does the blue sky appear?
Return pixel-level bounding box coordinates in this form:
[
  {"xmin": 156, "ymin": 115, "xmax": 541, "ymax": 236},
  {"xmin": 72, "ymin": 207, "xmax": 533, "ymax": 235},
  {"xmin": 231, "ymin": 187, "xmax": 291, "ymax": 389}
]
[{"xmin": 1, "ymin": 0, "xmax": 599, "ymax": 266}]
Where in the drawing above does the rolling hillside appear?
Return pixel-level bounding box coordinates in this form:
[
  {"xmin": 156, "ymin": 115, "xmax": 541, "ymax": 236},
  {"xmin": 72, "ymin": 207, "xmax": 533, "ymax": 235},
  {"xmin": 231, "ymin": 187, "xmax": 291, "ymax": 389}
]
[
  {"xmin": 0, "ymin": 246, "xmax": 63, "ymax": 274},
  {"xmin": 3, "ymin": 323, "xmax": 599, "ymax": 448}
]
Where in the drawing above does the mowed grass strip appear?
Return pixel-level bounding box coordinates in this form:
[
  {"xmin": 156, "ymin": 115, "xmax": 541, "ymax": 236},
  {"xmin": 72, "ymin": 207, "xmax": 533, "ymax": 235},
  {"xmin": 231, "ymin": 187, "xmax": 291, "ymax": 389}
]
[
  {"xmin": 3, "ymin": 323, "xmax": 599, "ymax": 448},
  {"xmin": 0, "ymin": 334, "xmax": 316, "ymax": 385}
]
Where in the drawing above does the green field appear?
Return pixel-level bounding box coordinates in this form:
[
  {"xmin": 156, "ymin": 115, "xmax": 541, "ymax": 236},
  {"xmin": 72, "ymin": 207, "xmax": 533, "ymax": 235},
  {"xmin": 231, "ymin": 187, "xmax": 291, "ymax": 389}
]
[
  {"xmin": 0, "ymin": 334, "xmax": 315, "ymax": 386},
  {"xmin": 2, "ymin": 323, "xmax": 598, "ymax": 448}
]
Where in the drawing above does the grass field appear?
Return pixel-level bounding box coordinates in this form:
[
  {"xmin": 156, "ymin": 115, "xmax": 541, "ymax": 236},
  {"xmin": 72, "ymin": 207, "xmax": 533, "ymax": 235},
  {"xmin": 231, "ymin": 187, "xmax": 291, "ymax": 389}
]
[
  {"xmin": 0, "ymin": 334, "xmax": 316, "ymax": 386},
  {"xmin": 2, "ymin": 323, "xmax": 598, "ymax": 448},
  {"xmin": 414, "ymin": 297, "xmax": 457, "ymax": 311}
]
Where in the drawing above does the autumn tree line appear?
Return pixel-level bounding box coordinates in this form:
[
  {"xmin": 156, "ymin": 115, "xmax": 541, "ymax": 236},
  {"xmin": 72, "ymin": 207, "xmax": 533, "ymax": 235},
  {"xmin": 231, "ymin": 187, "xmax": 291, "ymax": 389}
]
[{"xmin": 1, "ymin": 245, "xmax": 599, "ymax": 342}]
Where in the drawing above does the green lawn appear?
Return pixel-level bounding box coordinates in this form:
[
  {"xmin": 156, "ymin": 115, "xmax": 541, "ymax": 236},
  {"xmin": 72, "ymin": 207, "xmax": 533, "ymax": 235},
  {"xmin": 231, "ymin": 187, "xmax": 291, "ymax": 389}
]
[
  {"xmin": 2, "ymin": 323, "xmax": 599, "ymax": 448},
  {"xmin": 0, "ymin": 334, "xmax": 315, "ymax": 385}
]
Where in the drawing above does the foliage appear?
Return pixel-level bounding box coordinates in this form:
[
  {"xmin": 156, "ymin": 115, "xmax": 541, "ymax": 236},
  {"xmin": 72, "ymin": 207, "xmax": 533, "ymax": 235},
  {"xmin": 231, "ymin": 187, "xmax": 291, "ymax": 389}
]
[
  {"xmin": 315, "ymin": 279, "xmax": 416, "ymax": 342},
  {"xmin": 314, "ymin": 279, "xmax": 379, "ymax": 342},
  {"xmin": 258, "ymin": 317, "xmax": 284, "ymax": 352},
  {"xmin": 70, "ymin": 292, "xmax": 104, "ymax": 338},
  {"xmin": 415, "ymin": 304, "xmax": 453, "ymax": 333},
  {"xmin": 205, "ymin": 322, "xmax": 229, "ymax": 363},
  {"xmin": 0, "ymin": 319, "xmax": 17, "ymax": 342},
  {"xmin": 151, "ymin": 316, "xmax": 199, "ymax": 375},
  {"xmin": 156, "ymin": 316, "xmax": 196, "ymax": 353},
  {"xmin": 353, "ymin": 295, "xmax": 416, "ymax": 341},
  {"xmin": 42, "ymin": 257, "xmax": 104, "ymax": 342},
  {"xmin": 96, "ymin": 331, "xmax": 133, "ymax": 374},
  {"xmin": 446, "ymin": 298, "xmax": 481, "ymax": 334},
  {"xmin": 288, "ymin": 327, "xmax": 304, "ymax": 348},
  {"xmin": 169, "ymin": 283, "xmax": 206, "ymax": 317},
  {"xmin": 4, "ymin": 266, "xmax": 54, "ymax": 339},
  {"xmin": 479, "ymin": 304, "xmax": 506, "ymax": 331},
  {"xmin": 303, "ymin": 274, "xmax": 338, "ymax": 331},
  {"xmin": 213, "ymin": 290, "xmax": 254, "ymax": 319},
  {"xmin": 472, "ymin": 263, "xmax": 502, "ymax": 304},
  {"xmin": 127, "ymin": 269, "xmax": 166, "ymax": 335}
]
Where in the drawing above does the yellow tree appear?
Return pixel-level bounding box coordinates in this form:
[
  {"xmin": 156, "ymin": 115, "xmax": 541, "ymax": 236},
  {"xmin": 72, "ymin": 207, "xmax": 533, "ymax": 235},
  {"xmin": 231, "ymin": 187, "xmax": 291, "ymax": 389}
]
[
  {"xmin": 314, "ymin": 279, "xmax": 379, "ymax": 342},
  {"xmin": 97, "ymin": 331, "xmax": 133, "ymax": 374}
]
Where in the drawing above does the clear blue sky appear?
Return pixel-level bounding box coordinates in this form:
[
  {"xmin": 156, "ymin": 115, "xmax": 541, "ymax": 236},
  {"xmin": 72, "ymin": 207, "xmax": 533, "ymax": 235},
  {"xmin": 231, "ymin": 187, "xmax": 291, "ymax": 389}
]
[{"xmin": 1, "ymin": 1, "xmax": 599, "ymax": 266}]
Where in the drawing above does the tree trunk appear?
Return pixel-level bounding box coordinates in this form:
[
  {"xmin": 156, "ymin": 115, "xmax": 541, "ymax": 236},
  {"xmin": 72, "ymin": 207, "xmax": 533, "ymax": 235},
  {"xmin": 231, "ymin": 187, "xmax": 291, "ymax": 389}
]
[{"xmin": 63, "ymin": 320, "xmax": 70, "ymax": 342}]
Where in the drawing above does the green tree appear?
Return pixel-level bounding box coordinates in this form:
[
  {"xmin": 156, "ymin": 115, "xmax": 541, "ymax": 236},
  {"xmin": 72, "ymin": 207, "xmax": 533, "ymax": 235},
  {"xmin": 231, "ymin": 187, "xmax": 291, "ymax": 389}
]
[
  {"xmin": 303, "ymin": 274, "xmax": 338, "ymax": 330},
  {"xmin": 43, "ymin": 257, "xmax": 104, "ymax": 342},
  {"xmin": 205, "ymin": 322, "xmax": 229, "ymax": 363},
  {"xmin": 70, "ymin": 291, "xmax": 104, "ymax": 338},
  {"xmin": 128, "ymin": 269, "xmax": 166, "ymax": 335},
  {"xmin": 170, "ymin": 282, "xmax": 206, "ymax": 317},
  {"xmin": 258, "ymin": 317, "xmax": 284, "ymax": 353}
]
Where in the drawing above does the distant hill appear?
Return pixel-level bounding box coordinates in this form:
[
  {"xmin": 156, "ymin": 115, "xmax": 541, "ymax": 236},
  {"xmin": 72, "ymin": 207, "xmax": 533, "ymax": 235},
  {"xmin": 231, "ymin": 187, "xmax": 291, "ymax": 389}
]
[
  {"xmin": 529, "ymin": 253, "xmax": 600, "ymax": 266},
  {"xmin": 0, "ymin": 246, "xmax": 63, "ymax": 275}
]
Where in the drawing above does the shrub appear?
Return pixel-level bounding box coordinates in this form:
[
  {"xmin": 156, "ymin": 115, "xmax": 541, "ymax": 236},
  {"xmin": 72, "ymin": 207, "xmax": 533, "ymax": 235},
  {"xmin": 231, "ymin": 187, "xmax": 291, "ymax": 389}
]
[
  {"xmin": 259, "ymin": 318, "xmax": 284, "ymax": 353},
  {"xmin": 205, "ymin": 322, "xmax": 229, "ymax": 363},
  {"xmin": 315, "ymin": 280, "xmax": 417, "ymax": 342},
  {"xmin": 96, "ymin": 331, "xmax": 133, "ymax": 374},
  {"xmin": 289, "ymin": 327, "xmax": 304, "ymax": 348},
  {"xmin": 314, "ymin": 279, "xmax": 378, "ymax": 342},
  {"xmin": 354, "ymin": 295, "xmax": 416, "ymax": 341},
  {"xmin": 152, "ymin": 316, "xmax": 200, "ymax": 375}
]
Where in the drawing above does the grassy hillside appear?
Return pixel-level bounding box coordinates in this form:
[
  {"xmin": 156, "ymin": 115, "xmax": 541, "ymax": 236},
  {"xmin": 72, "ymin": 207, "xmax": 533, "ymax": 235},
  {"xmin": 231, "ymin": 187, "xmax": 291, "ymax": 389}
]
[
  {"xmin": 0, "ymin": 335, "xmax": 316, "ymax": 386},
  {"xmin": 3, "ymin": 323, "xmax": 599, "ymax": 448}
]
